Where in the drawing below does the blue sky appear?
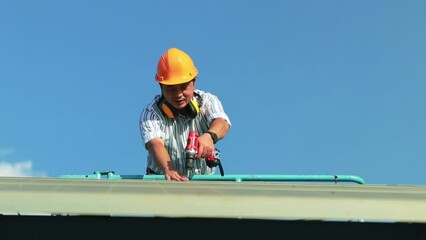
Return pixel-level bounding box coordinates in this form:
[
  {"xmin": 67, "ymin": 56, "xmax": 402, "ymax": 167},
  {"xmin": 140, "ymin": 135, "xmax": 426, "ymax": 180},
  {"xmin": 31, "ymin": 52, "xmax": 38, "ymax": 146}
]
[{"xmin": 1, "ymin": 1, "xmax": 425, "ymax": 185}]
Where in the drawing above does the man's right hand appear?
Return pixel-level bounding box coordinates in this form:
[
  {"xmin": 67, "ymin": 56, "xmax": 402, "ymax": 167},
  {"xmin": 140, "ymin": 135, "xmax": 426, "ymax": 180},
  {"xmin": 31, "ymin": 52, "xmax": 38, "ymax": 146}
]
[{"xmin": 164, "ymin": 169, "xmax": 189, "ymax": 181}]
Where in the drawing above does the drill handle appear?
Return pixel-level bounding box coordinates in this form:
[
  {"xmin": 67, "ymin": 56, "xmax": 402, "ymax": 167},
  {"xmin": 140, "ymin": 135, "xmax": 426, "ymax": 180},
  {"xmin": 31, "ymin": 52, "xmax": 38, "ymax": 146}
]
[{"xmin": 205, "ymin": 148, "xmax": 224, "ymax": 176}]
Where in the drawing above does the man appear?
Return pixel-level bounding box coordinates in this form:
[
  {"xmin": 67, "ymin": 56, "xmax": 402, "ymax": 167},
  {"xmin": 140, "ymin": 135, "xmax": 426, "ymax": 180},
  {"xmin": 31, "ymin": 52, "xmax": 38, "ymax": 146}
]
[{"xmin": 140, "ymin": 48, "xmax": 231, "ymax": 181}]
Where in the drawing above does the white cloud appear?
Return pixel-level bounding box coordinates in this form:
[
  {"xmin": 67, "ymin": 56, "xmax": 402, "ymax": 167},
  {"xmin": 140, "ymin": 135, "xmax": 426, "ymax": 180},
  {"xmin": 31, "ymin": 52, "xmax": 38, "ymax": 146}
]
[
  {"xmin": 0, "ymin": 147, "xmax": 47, "ymax": 177},
  {"xmin": 0, "ymin": 161, "xmax": 47, "ymax": 177}
]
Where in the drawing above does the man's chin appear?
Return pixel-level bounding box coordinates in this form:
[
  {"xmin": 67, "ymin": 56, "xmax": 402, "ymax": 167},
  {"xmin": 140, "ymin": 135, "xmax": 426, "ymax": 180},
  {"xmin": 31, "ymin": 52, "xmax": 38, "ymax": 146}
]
[{"xmin": 173, "ymin": 103, "xmax": 187, "ymax": 109}]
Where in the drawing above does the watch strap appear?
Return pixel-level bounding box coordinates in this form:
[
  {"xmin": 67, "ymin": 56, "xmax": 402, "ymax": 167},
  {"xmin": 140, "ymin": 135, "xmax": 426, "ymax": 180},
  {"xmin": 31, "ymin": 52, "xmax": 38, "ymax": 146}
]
[{"xmin": 206, "ymin": 131, "xmax": 218, "ymax": 144}]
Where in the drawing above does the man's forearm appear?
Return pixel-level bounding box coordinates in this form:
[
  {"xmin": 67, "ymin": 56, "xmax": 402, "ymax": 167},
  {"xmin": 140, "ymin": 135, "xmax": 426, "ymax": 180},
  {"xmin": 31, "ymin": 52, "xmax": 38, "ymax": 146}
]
[
  {"xmin": 146, "ymin": 139, "xmax": 173, "ymax": 172},
  {"xmin": 146, "ymin": 138, "xmax": 188, "ymax": 181},
  {"xmin": 208, "ymin": 118, "xmax": 230, "ymax": 141}
]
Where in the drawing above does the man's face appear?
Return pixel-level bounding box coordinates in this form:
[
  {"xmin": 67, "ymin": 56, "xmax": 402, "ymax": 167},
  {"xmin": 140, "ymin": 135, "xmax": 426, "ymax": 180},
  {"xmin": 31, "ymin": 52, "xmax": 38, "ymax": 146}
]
[{"xmin": 161, "ymin": 80, "xmax": 195, "ymax": 109}]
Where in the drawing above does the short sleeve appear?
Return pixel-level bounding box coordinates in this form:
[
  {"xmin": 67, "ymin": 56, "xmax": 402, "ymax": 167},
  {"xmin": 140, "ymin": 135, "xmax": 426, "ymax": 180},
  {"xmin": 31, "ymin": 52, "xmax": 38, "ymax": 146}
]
[
  {"xmin": 140, "ymin": 107, "xmax": 165, "ymax": 144},
  {"xmin": 201, "ymin": 92, "xmax": 232, "ymax": 127}
]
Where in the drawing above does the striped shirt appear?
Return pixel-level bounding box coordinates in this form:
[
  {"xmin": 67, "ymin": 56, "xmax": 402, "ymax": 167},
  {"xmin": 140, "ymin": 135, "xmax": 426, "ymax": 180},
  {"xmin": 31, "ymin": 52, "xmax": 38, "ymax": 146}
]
[{"xmin": 140, "ymin": 89, "xmax": 231, "ymax": 175}]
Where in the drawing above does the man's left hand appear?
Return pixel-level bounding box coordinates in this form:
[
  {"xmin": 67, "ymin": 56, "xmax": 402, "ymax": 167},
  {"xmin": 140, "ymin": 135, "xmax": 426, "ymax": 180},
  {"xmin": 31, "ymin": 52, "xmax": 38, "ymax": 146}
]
[{"xmin": 196, "ymin": 133, "xmax": 215, "ymax": 158}]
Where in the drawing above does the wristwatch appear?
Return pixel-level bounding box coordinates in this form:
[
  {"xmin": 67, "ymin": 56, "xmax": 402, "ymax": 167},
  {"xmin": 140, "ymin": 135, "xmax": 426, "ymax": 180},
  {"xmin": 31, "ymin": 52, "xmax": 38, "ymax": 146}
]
[{"xmin": 206, "ymin": 131, "xmax": 219, "ymax": 144}]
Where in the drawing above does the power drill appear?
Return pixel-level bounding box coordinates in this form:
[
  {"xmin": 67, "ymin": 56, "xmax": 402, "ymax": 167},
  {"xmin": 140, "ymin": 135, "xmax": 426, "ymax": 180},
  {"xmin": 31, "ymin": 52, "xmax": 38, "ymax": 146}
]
[{"xmin": 185, "ymin": 130, "xmax": 224, "ymax": 177}]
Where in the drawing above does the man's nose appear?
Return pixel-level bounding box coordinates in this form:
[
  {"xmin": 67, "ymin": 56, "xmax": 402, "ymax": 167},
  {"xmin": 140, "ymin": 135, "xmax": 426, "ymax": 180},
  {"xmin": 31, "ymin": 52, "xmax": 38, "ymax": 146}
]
[{"xmin": 173, "ymin": 87, "xmax": 184, "ymax": 96}]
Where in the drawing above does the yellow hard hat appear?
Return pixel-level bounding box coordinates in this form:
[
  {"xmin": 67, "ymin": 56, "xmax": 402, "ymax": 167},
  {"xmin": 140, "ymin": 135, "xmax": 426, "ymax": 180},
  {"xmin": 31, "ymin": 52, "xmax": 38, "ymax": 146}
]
[{"xmin": 155, "ymin": 48, "xmax": 198, "ymax": 85}]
